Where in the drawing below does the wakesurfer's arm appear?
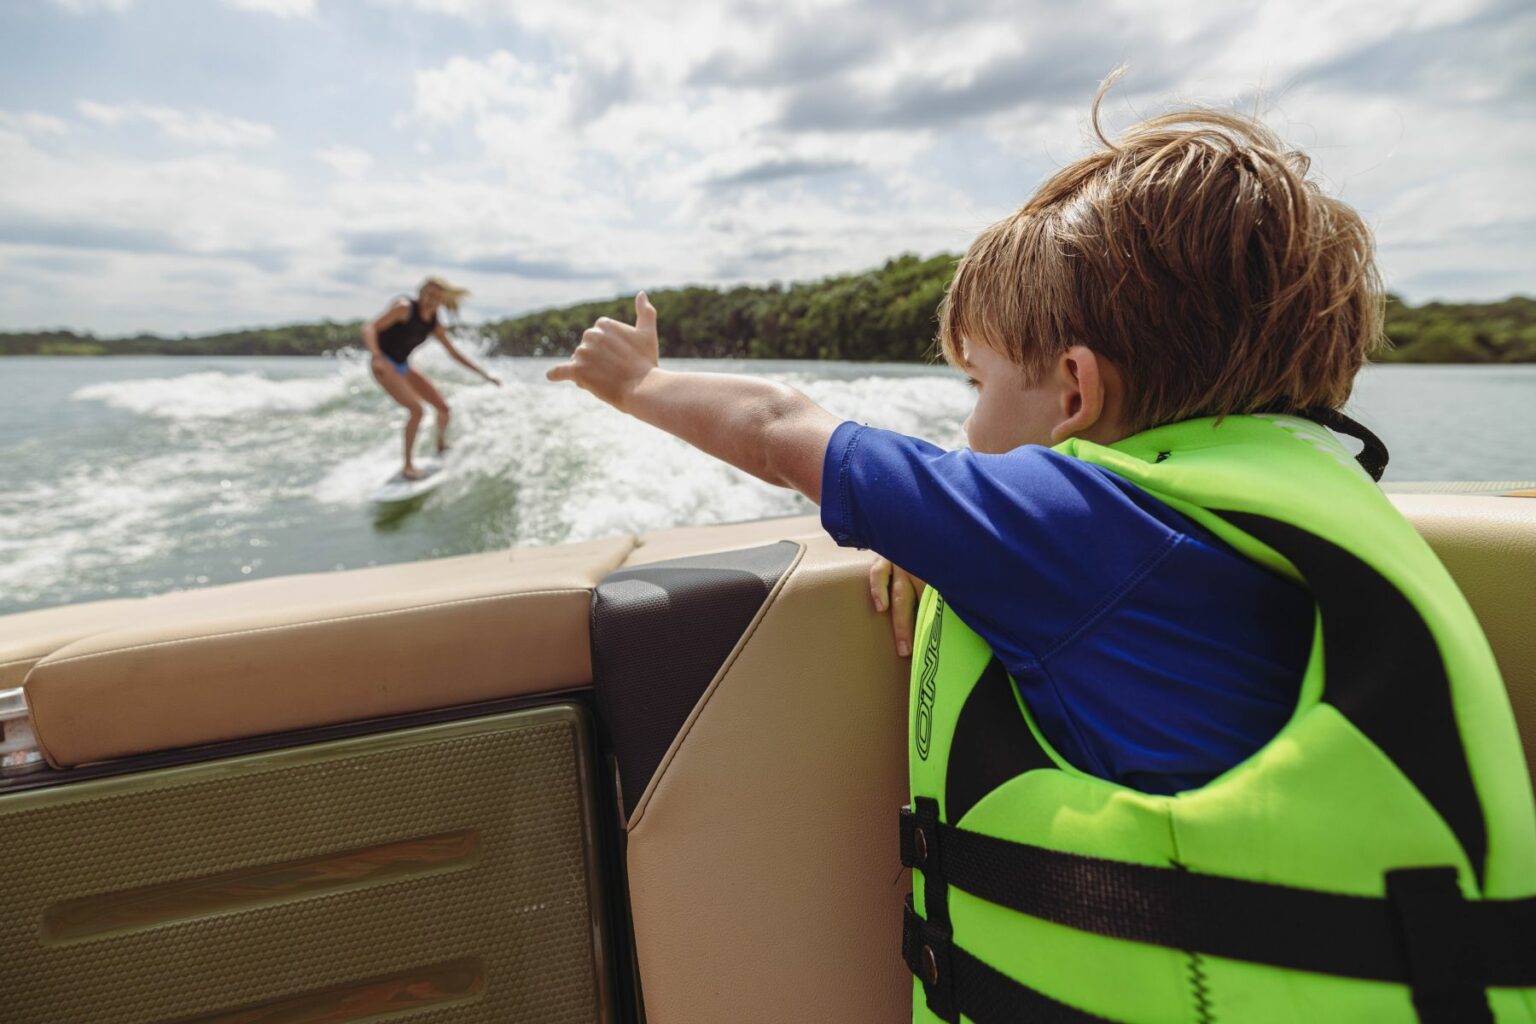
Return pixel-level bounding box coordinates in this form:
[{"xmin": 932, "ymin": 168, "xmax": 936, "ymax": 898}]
[
  {"xmin": 435, "ymin": 327, "xmax": 501, "ymax": 385},
  {"xmin": 546, "ymin": 292, "xmax": 839, "ymax": 502},
  {"xmin": 360, "ymin": 301, "xmax": 409, "ymax": 359}
]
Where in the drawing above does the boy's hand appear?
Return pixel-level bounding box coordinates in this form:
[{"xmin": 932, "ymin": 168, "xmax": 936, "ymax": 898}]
[
  {"xmin": 869, "ymin": 556, "xmax": 926, "ymax": 658},
  {"xmin": 546, "ymin": 292, "xmax": 659, "ymax": 409},
  {"xmin": 544, "ymin": 292, "xmax": 838, "ymax": 501}
]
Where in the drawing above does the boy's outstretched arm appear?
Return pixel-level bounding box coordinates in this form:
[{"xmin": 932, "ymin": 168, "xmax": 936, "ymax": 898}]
[{"xmin": 546, "ymin": 292, "xmax": 840, "ymax": 502}]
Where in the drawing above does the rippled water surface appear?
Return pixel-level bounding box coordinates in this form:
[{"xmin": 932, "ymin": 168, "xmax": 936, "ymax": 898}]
[{"xmin": 1, "ymin": 354, "xmax": 1532, "ymax": 615}]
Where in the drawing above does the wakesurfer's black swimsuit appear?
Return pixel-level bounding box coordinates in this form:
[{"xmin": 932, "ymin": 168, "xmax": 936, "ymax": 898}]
[{"xmin": 376, "ymin": 299, "xmax": 438, "ymax": 370}]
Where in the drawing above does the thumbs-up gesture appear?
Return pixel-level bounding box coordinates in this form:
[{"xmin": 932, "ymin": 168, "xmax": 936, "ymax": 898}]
[{"xmin": 546, "ymin": 292, "xmax": 660, "ymax": 410}]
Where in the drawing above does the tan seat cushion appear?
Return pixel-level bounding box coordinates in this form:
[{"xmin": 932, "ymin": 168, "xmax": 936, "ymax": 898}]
[
  {"xmin": 1393, "ymin": 494, "xmax": 1536, "ymax": 773},
  {"xmin": 0, "ymin": 540, "xmax": 626, "ymax": 688},
  {"xmin": 623, "ymin": 513, "xmax": 822, "ymax": 566},
  {"xmin": 18, "ymin": 536, "xmax": 636, "ymax": 767}
]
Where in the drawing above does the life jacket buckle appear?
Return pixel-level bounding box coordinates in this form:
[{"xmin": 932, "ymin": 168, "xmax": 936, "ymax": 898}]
[
  {"xmin": 899, "ymin": 800, "xmax": 943, "ymax": 873},
  {"xmin": 902, "ymin": 895, "xmax": 957, "ymax": 1020}
]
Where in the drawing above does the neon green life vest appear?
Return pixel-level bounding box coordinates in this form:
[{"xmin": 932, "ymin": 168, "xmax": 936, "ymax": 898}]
[{"xmin": 901, "ymin": 414, "xmax": 1536, "ymax": 1024}]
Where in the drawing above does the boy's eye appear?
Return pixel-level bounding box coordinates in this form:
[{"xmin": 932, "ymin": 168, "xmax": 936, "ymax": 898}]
[{"xmin": 965, "ymin": 377, "xmax": 981, "ymax": 390}]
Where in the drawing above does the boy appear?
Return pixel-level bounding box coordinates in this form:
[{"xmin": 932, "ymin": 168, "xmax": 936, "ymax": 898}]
[{"xmin": 549, "ymin": 87, "xmax": 1535, "ymax": 1023}]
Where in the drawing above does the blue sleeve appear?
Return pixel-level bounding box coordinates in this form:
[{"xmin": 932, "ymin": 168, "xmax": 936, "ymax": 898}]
[{"xmin": 819, "ymin": 422, "xmax": 1183, "ymax": 662}]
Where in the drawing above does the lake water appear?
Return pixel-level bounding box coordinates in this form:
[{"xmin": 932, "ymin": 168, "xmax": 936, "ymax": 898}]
[{"xmin": 1, "ymin": 353, "xmax": 1533, "ymax": 616}]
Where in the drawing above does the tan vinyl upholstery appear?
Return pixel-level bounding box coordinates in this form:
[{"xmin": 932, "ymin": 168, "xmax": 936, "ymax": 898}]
[
  {"xmin": 623, "ymin": 532, "xmax": 912, "ymax": 1024},
  {"xmin": 623, "ymin": 513, "xmax": 822, "ymax": 566},
  {"xmin": 14, "ymin": 536, "xmax": 636, "ymax": 767},
  {"xmin": 1393, "ymin": 494, "xmax": 1536, "ymax": 773}
]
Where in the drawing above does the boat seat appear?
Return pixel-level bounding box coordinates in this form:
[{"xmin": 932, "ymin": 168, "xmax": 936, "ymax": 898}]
[
  {"xmin": 7, "ymin": 536, "xmax": 637, "ymax": 767},
  {"xmin": 0, "ymin": 518, "xmax": 821, "ymax": 770},
  {"xmin": 1394, "ymin": 494, "xmax": 1536, "ymax": 775},
  {"xmin": 3, "ymin": 495, "xmax": 1531, "ymax": 775}
]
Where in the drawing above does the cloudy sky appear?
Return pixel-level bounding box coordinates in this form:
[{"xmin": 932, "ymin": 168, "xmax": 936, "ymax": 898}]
[{"xmin": 1, "ymin": 0, "xmax": 1531, "ymax": 335}]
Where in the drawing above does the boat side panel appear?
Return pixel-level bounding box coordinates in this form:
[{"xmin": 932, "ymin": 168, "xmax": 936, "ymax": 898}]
[
  {"xmin": 0, "ymin": 705, "xmax": 614, "ymax": 1024},
  {"xmin": 592, "ymin": 541, "xmax": 801, "ymax": 818}
]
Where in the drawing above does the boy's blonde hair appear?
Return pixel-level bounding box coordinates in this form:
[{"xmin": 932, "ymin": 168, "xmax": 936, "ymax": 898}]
[{"xmin": 938, "ymin": 75, "xmax": 1384, "ymax": 432}]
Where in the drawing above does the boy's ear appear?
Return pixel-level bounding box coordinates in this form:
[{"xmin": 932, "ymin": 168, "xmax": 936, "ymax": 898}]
[{"xmin": 1048, "ymin": 345, "xmax": 1108, "ymax": 445}]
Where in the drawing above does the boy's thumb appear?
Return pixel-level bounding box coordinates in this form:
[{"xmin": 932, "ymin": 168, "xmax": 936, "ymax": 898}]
[{"xmin": 635, "ymin": 291, "xmax": 657, "ymax": 330}]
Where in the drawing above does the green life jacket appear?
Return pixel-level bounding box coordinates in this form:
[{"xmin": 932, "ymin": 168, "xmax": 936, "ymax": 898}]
[{"xmin": 901, "ymin": 414, "xmax": 1536, "ymax": 1024}]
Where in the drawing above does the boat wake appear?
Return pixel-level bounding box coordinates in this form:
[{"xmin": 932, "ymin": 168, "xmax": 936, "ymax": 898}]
[
  {"xmin": 3, "ymin": 353, "xmax": 970, "ymax": 614},
  {"xmin": 73, "ymin": 370, "xmax": 353, "ymax": 420}
]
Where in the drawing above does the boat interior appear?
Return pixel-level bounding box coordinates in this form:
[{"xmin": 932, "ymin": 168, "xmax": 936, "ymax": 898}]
[{"xmin": 1, "ymin": 492, "xmax": 1533, "ymax": 1023}]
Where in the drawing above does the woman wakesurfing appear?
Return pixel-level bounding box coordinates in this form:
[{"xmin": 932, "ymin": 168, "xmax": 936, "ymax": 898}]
[{"xmin": 360, "ymin": 276, "xmax": 500, "ymax": 480}]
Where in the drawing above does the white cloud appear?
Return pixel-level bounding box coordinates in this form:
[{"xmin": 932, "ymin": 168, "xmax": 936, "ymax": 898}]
[
  {"xmin": 222, "ymin": 0, "xmax": 315, "ymax": 15},
  {"xmin": 4, "ymin": 0, "xmax": 1531, "ymax": 332},
  {"xmin": 317, "ymin": 145, "xmax": 373, "ymax": 178},
  {"xmin": 0, "ymin": 121, "xmax": 365, "ymax": 332},
  {"xmin": 0, "ymin": 111, "xmax": 69, "ymax": 136},
  {"xmin": 412, "ymin": 51, "xmax": 535, "ymax": 122},
  {"xmin": 0, "ymin": 128, "xmax": 298, "ymax": 249},
  {"xmin": 77, "ymin": 100, "xmax": 276, "ymax": 148},
  {"xmin": 48, "ymin": 0, "xmax": 132, "ymax": 12}
]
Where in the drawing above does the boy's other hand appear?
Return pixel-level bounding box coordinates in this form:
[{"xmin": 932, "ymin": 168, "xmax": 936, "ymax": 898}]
[
  {"xmin": 546, "ymin": 292, "xmax": 659, "ymax": 409},
  {"xmin": 869, "ymin": 556, "xmax": 926, "ymax": 659}
]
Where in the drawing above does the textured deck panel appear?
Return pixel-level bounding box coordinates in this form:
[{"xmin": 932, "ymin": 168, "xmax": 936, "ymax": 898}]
[{"xmin": 0, "ymin": 706, "xmax": 609, "ymax": 1024}]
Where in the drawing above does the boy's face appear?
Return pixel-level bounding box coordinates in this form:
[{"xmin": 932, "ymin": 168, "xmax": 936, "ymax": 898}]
[{"xmin": 960, "ymin": 337, "xmax": 1066, "ymax": 454}]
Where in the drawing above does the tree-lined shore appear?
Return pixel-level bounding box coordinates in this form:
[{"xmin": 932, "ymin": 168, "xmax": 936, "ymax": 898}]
[{"xmin": 4, "ymin": 254, "xmax": 1532, "ymax": 363}]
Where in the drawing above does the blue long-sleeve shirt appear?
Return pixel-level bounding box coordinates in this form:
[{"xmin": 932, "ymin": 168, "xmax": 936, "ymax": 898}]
[{"xmin": 820, "ymin": 421, "xmax": 1313, "ymax": 795}]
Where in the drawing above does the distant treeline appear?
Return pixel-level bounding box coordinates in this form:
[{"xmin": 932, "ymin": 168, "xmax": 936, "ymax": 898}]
[
  {"xmin": 0, "ymin": 321, "xmax": 362, "ymax": 357},
  {"xmin": 483, "ymin": 253, "xmax": 954, "ymax": 361},
  {"xmin": 1381, "ymin": 294, "xmax": 1536, "ymax": 363},
  {"xmin": 4, "ymin": 253, "xmax": 1533, "ymax": 363}
]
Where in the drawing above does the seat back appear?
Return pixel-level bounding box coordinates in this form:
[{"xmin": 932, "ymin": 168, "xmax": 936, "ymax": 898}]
[
  {"xmin": 1395, "ymin": 494, "xmax": 1536, "ymax": 780},
  {"xmin": 616, "ymin": 498, "xmax": 1536, "ymax": 1022}
]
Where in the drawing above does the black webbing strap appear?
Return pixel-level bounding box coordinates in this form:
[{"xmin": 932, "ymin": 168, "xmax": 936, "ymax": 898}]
[
  {"xmin": 1291, "ymin": 406, "xmax": 1391, "ymax": 481},
  {"xmin": 903, "ymin": 897, "xmax": 1122, "ymax": 1024},
  {"xmin": 899, "ymin": 809, "xmax": 1536, "ymax": 991},
  {"xmin": 1387, "ymin": 868, "xmax": 1496, "ymax": 1024},
  {"xmin": 910, "ymin": 798, "xmax": 957, "ymax": 1020}
]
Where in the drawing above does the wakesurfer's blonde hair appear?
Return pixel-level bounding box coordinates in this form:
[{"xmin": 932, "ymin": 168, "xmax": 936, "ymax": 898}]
[{"xmin": 420, "ymin": 275, "xmax": 469, "ymax": 316}]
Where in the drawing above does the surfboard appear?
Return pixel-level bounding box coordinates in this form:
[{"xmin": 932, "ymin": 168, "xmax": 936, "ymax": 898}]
[{"xmin": 371, "ymin": 458, "xmax": 446, "ymax": 504}]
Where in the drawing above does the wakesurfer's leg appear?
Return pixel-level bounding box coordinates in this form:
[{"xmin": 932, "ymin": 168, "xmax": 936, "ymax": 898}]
[
  {"xmin": 402, "ymin": 406, "xmax": 424, "ymax": 477},
  {"xmin": 404, "ymin": 369, "xmax": 451, "ymax": 453},
  {"xmin": 371, "ymin": 358, "xmax": 426, "ymax": 478}
]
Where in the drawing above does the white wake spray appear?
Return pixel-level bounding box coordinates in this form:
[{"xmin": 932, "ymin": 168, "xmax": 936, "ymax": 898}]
[{"xmin": 7, "ymin": 354, "xmax": 970, "ymax": 613}]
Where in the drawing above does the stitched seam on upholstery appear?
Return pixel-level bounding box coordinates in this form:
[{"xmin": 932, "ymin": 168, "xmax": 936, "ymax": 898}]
[
  {"xmin": 33, "ymin": 588, "xmax": 590, "ymax": 671},
  {"xmin": 627, "ymin": 543, "xmax": 806, "ymax": 830},
  {"xmin": 1039, "ymin": 532, "xmax": 1182, "ymax": 661},
  {"xmin": 0, "ymin": 656, "xmax": 41, "ymax": 671}
]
